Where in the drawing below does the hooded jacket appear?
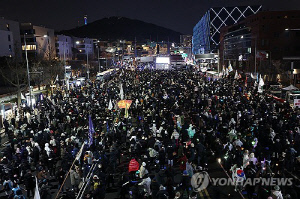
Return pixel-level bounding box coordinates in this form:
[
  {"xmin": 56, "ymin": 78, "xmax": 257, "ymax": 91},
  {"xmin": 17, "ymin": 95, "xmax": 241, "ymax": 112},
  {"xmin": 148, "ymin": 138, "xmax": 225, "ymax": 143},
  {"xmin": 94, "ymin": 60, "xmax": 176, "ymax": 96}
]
[{"xmin": 128, "ymin": 158, "xmax": 139, "ymax": 172}]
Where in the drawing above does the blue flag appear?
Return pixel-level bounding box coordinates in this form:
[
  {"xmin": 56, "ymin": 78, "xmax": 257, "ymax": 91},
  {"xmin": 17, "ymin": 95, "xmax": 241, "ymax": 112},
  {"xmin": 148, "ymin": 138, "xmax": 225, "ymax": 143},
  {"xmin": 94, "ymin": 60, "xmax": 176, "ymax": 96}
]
[
  {"xmin": 88, "ymin": 115, "xmax": 95, "ymax": 147},
  {"xmin": 106, "ymin": 121, "xmax": 110, "ymax": 133}
]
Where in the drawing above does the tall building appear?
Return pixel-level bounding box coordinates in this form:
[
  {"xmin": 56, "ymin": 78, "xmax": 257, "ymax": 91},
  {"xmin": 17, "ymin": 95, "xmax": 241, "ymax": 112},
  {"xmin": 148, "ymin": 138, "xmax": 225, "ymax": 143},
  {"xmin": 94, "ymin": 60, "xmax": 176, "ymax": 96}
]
[
  {"xmin": 20, "ymin": 23, "xmax": 55, "ymax": 59},
  {"xmin": 192, "ymin": 5, "xmax": 262, "ymax": 55},
  {"xmin": 180, "ymin": 35, "xmax": 192, "ymax": 47},
  {"xmin": 219, "ymin": 10, "xmax": 300, "ymax": 81},
  {"xmin": 55, "ymin": 35, "xmax": 73, "ymax": 61},
  {"xmin": 0, "ymin": 18, "xmax": 22, "ymax": 59},
  {"xmin": 73, "ymin": 37, "xmax": 94, "ymax": 60}
]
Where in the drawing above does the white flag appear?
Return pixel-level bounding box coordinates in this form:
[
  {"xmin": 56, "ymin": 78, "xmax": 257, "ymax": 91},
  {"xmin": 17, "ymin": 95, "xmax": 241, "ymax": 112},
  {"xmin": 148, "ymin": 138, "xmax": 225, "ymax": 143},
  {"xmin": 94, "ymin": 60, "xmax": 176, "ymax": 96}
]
[
  {"xmin": 258, "ymin": 75, "xmax": 264, "ymax": 87},
  {"xmin": 120, "ymin": 84, "xmax": 124, "ymax": 100},
  {"xmin": 234, "ymin": 70, "xmax": 239, "ymax": 79},
  {"xmin": 54, "ymin": 74, "xmax": 59, "ymax": 84},
  {"xmin": 258, "ymin": 75, "xmax": 264, "ymax": 93},
  {"xmin": 225, "ymin": 68, "xmax": 229, "ymax": 76},
  {"xmin": 76, "ymin": 144, "xmax": 85, "ymax": 160},
  {"xmin": 228, "ymin": 63, "xmax": 233, "ymax": 72},
  {"xmin": 34, "ymin": 177, "xmax": 41, "ymax": 199},
  {"xmin": 108, "ymin": 99, "xmax": 113, "ymax": 110}
]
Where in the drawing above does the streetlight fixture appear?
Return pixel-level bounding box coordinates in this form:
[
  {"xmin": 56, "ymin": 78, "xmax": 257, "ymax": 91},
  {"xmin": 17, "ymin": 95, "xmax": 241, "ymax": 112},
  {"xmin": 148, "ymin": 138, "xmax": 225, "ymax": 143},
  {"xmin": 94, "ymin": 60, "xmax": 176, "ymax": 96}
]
[
  {"xmin": 85, "ymin": 40, "xmax": 89, "ymax": 79},
  {"xmin": 97, "ymin": 45, "xmax": 100, "ymax": 73}
]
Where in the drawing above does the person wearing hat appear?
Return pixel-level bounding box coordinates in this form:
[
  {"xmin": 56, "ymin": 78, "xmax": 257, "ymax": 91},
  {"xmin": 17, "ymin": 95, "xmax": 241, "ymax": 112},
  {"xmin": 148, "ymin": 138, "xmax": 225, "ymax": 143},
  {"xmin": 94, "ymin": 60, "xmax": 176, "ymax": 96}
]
[{"xmin": 180, "ymin": 170, "xmax": 191, "ymax": 198}]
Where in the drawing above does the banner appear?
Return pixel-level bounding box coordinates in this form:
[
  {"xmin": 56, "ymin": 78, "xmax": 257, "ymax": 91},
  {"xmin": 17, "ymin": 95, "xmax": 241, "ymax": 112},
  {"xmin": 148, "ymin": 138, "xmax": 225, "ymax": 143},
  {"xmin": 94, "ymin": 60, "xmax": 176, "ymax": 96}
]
[
  {"xmin": 117, "ymin": 100, "xmax": 132, "ymax": 109},
  {"xmin": 294, "ymin": 99, "xmax": 300, "ymax": 108}
]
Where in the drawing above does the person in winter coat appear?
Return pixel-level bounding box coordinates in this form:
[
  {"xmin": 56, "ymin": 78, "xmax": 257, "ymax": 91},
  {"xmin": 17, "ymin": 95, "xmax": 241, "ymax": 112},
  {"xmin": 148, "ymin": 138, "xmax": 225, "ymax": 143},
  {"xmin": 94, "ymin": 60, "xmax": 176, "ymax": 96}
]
[
  {"xmin": 158, "ymin": 148, "xmax": 166, "ymax": 169},
  {"xmin": 178, "ymin": 154, "xmax": 188, "ymax": 171},
  {"xmin": 33, "ymin": 143, "xmax": 40, "ymax": 166},
  {"xmin": 148, "ymin": 148, "xmax": 158, "ymax": 164},
  {"xmin": 270, "ymin": 185, "xmax": 283, "ymax": 199},
  {"xmin": 249, "ymin": 153, "xmax": 258, "ymax": 165},
  {"xmin": 70, "ymin": 169, "xmax": 80, "ymax": 189},
  {"xmin": 128, "ymin": 157, "xmax": 139, "ymax": 179},
  {"xmin": 180, "ymin": 170, "xmax": 191, "ymax": 198},
  {"xmin": 23, "ymin": 170, "xmax": 35, "ymax": 198},
  {"xmin": 56, "ymin": 167, "xmax": 66, "ymax": 191},
  {"xmin": 171, "ymin": 130, "xmax": 180, "ymax": 145},
  {"xmin": 139, "ymin": 162, "xmax": 148, "ymax": 179},
  {"xmin": 138, "ymin": 174, "xmax": 152, "ymax": 196},
  {"xmin": 156, "ymin": 185, "xmax": 169, "ymax": 199}
]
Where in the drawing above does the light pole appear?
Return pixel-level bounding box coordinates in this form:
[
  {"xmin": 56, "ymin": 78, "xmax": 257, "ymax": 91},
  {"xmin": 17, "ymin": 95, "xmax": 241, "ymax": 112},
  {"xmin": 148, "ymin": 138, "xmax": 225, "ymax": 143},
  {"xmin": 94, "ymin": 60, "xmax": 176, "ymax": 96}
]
[
  {"xmin": 285, "ymin": 28, "xmax": 300, "ymax": 85},
  {"xmin": 97, "ymin": 45, "xmax": 100, "ymax": 72},
  {"xmin": 24, "ymin": 33, "xmax": 32, "ymax": 109},
  {"xmin": 86, "ymin": 41, "xmax": 89, "ymax": 79}
]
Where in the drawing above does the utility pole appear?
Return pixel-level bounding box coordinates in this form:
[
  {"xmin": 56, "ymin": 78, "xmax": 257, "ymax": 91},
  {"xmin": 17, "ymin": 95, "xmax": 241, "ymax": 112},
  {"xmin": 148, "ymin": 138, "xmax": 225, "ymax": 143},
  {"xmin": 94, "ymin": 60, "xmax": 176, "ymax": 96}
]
[
  {"xmin": 97, "ymin": 46, "xmax": 100, "ymax": 72},
  {"xmin": 86, "ymin": 40, "xmax": 89, "ymax": 79},
  {"xmin": 24, "ymin": 33, "xmax": 32, "ymax": 109}
]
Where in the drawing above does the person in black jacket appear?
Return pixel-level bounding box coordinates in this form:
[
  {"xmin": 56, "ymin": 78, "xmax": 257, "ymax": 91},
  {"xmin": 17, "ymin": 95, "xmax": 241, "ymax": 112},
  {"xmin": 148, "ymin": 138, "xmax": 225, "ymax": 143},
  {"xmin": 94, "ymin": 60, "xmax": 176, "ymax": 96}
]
[
  {"xmin": 156, "ymin": 185, "xmax": 169, "ymax": 199},
  {"xmin": 23, "ymin": 169, "xmax": 35, "ymax": 198},
  {"xmin": 180, "ymin": 170, "xmax": 191, "ymax": 198},
  {"xmin": 93, "ymin": 183, "xmax": 106, "ymax": 199}
]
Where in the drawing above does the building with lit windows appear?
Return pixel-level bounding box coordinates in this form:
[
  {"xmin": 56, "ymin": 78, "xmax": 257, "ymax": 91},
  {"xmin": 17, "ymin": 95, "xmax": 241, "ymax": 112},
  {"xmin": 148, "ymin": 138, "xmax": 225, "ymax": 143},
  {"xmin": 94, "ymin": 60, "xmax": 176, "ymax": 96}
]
[
  {"xmin": 20, "ymin": 23, "xmax": 55, "ymax": 59},
  {"xmin": 0, "ymin": 18, "xmax": 21, "ymax": 59},
  {"xmin": 219, "ymin": 10, "xmax": 300, "ymax": 85},
  {"xmin": 192, "ymin": 5, "xmax": 262, "ymax": 55},
  {"xmin": 55, "ymin": 35, "xmax": 73, "ymax": 61},
  {"xmin": 73, "ymin": 37, "xmax": 94, "ymax": 60}
]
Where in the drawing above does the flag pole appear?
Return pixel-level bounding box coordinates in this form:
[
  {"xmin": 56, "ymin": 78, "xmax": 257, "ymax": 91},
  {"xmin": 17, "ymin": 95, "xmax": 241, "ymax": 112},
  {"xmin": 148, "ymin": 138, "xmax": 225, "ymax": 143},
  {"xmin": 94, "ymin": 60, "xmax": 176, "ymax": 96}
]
[{"xmin": 55, "ymin": 144, "xmax": 85, "ymax": 199}]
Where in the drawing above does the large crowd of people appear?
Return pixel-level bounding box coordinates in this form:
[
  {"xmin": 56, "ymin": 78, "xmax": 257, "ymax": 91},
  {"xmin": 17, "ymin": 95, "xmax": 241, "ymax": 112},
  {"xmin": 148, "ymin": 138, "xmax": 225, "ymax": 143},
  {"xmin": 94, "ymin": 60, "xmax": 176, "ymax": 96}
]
[{"xmin": 0, "ymin": 68, "xmax": 300, "ymax": 199}]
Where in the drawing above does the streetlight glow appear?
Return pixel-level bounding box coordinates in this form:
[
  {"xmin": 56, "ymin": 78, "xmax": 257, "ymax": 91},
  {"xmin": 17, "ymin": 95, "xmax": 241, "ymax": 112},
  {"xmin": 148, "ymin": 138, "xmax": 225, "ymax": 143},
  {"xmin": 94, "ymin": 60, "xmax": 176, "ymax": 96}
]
[
  {"xmin": 285, "ymin": 28, "xmax": 289, "ymax": 31},
  {"xmin": 43, "ymin": 35, "xmax": 48, "ymax": 38},
  {"xmin": 76, "ymin": 41, "xmax": 80, "ymax": 44}
]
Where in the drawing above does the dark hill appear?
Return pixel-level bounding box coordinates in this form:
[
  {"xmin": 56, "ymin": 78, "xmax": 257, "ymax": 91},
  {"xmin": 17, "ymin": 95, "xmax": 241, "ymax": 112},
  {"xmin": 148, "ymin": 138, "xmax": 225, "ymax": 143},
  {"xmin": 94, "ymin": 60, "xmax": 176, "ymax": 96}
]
[{"xmin": 60, "ymin": 16, "xmax": 181, "ymax": 43}]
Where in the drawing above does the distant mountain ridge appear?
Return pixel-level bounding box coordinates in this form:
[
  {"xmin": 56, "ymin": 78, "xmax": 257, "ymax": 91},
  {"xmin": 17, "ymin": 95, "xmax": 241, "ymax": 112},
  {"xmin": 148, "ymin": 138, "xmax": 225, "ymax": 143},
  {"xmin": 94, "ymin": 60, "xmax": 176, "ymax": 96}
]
[{"xmin": 60, "ymin": 16, "xmax": 181, "ymax": 42}]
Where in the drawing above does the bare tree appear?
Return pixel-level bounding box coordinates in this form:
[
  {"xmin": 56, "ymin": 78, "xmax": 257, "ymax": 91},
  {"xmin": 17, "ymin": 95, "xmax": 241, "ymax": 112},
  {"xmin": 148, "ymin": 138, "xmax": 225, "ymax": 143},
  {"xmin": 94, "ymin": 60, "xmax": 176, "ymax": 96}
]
[{"xmin": 0, "ymin": 58, "xmax": 27, "ymax": 108}]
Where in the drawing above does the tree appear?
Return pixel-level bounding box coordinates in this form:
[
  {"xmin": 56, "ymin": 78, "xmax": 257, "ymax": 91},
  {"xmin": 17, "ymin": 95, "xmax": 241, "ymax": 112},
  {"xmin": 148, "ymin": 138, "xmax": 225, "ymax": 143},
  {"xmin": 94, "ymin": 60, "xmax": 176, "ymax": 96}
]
[{"xmin": 0, "ymin": 57, "xmax": 27, "ymax": 108}]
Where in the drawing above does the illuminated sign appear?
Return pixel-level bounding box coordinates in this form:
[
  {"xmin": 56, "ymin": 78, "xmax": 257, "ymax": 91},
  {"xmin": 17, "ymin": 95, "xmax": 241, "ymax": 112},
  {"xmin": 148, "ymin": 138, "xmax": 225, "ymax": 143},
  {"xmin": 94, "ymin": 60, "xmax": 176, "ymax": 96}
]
[{"xmin": 156, "ymin": 57, "xmax": 170, "ymax": 64}]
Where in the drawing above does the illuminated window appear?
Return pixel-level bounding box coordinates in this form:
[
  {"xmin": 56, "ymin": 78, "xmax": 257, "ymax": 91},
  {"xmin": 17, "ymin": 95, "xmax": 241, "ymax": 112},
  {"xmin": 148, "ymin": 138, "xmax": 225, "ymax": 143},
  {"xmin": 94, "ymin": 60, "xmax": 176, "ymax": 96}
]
[{"xmin": 22, "ymin": 45, "xmax": 37, "ymax": 50}]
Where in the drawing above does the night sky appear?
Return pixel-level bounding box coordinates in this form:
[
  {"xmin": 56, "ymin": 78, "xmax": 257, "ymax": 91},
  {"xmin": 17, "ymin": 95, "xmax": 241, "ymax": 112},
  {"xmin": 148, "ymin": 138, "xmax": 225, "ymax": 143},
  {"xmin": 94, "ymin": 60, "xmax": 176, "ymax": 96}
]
[{"xmin": 1, "ymin": 0, "xmax": 300, "ymax": 34}]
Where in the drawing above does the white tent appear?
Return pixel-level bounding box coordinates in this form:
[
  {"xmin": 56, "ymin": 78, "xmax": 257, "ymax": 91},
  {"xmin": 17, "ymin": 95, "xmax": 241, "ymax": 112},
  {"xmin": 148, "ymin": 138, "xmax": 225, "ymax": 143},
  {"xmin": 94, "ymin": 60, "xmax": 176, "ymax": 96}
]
[{"xmin": 282, "ymin": 85, "xmax": 299, "ymax": 91}]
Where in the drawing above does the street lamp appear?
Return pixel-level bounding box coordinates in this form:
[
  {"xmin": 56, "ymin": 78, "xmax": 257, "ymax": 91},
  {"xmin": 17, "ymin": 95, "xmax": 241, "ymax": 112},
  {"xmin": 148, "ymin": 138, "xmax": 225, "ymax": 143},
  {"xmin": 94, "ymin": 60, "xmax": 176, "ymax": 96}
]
[
  {"xmin": 97, "ymin": 45, "xmax": 100, "ymax": 73},
  {"xmin": 24, "ymin": 33, "xmax": 32, "ymax": 109},
  {"xmin": 85, "ymin": 40, "xmax": 89, "ymax": 79}
]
